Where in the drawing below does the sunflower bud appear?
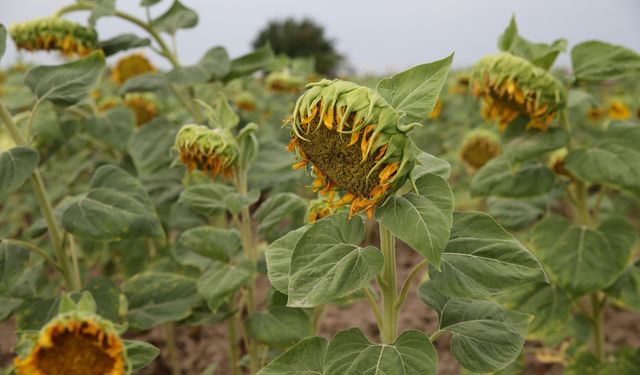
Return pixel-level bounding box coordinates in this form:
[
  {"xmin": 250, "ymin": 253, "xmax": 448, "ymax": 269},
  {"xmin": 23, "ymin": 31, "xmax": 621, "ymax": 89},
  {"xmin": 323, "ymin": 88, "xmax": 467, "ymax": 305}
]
[
  {"xmin": 174, "ymin": 124, "xmax": 239, "ymax": 178},
  {"xmin": 111, "ymin": 53, "xmax": 156, "ymax": 85},
  {"xmin": 472, "ymin": 53, "xmax": 566, "ymax": 131},
  {"xmin": 266, "ymin": 71, "xmax": 304, "ymax": 93},
  {"xmin": 606, "ymin": 99, "xmax": 631, "ymax": 120},
  {"xmin": 548, "ymin": 148, "xmax": 573, "ymax": 179},
  {"xmin": 14, "ymin": 311, "xmax": 125, "ymax": 375},
  {"xmin": 459, "ymin": 129, "xmax": 501, "ymax": 170},
  {"xmin": 288, "ymin": 79, "xmax": 415, "ymax": 218},
  {"xmin": 9, "ymin": 17, "xmax": 98, "ymax": 56}
]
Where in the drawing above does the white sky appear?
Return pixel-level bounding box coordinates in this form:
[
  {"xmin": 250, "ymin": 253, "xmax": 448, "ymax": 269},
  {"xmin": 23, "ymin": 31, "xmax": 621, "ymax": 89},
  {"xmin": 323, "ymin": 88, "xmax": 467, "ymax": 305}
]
[{"xmin": 1, "ymin": 0, "xmax": 639, "ymax": 74}]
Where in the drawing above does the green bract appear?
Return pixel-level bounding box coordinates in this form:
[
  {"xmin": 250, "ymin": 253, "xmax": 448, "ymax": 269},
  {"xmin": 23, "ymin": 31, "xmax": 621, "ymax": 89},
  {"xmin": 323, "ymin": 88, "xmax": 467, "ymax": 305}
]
[{"xmin": 174, "ymin": 124, "xmax": 240, "ymax": 178}]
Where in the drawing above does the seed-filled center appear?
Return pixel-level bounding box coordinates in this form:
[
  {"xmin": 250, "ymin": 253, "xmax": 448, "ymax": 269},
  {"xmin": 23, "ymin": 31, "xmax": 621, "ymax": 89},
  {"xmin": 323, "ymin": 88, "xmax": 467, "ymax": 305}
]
[
  {"xmin": 35, "ymin": 330, "xmax": 117, "ymax": 375},
  {"xmin": 298, "ymin": 119, "xmax": 379, "ymax": 197}
]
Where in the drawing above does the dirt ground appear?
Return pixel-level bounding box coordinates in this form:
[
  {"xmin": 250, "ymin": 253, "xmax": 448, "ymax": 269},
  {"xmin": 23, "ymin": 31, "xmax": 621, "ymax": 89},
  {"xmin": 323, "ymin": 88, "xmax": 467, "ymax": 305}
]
[{"xmin": 2, "ymin": 243, "xmax": 640, "ymax": 374}]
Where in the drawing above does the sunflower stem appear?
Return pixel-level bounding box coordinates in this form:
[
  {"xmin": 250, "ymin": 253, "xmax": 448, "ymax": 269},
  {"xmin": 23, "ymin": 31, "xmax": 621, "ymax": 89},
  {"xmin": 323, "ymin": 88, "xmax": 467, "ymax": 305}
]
[
  {"xmin": 395, "ymin": 259, "xmax": 428, "ymax": 312},
  {"xmin": 591, "ymin": 293, "xmax": 606, "ymax": 361},
  {"xmin": 227, "ymin": 295, "xmax": 241, "ymax": 375},
  {"xmin": 378, "ymin": 222, "xmax": 398, "ymax": 344},
  {"xmin": 164, "ymin": 322, "xmax": 181, "ymax": 375},
  {"xmin": 0, "ymin": 99, "xmax": 80, "ymax": 291}
]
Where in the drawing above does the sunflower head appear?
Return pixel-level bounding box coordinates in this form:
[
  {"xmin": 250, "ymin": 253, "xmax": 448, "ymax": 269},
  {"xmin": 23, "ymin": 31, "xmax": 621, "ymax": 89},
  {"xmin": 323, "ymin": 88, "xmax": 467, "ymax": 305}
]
[
  {"xmin": 266, "ymin": 71, "xmax": 304, "ymax": 93},
  {"xmin": 124, "ymin": 94, "xmax": 158, "ymax": 126},
  {"xmin": 14, "ymin": 311, "xmax": 125, "ymax": 375},
  {"xmin": 607, "ymin": 99, "xmax": 631, "ymax": 120},
  {"xmin": 235, "ymin": 91, "xmax": 257, "ymax": 112},
  {"xmin": 587, "ymin": 106, "xmax": 605, "ymax": 122},
  {"xmin": 548, "ymin": 148, "xmax": 572, "ymax": 179},
  {"xmin": 472, "ymin": 52, "xmax": 566, "ymax": 132},
  {"xmin": 448, "ymin": 73, "xmax": 471, "ymax": 95},
  {"xmin": 288, "ymin": 79, "xmax": 415, "ymax": 218},
  {"xmin": 174, "ymin": 124, "xmax": 239, "ymax": 178},
  {"xmin": 9, "ymin": 17, "xmax": 97, "ymax": 56},
  {"xmin": 111, "ymin": 53, "xmax": 156, "ymax": 85},
  {"xmin": 459, "ymin": 129, "xmax": 501, "ymax": 170},
  {"xmin": 306, "ymin": 198, "xmax": 334, "ymax": 223}
]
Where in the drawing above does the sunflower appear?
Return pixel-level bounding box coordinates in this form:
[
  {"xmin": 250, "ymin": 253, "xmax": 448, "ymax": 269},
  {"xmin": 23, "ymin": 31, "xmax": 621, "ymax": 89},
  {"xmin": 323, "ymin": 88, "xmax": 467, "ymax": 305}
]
[
  {"xmin": 586, "ymin": 106, "xmax": 605, "ymax": 122},
  {"xmin": 428, "ymin": 98, "xmax": 443, "ymax": 120},
  {"xmin": 288, "ymin": 79, "xmax": 416, "ymax": 218},
  {"xmin": 234, "ymin": 92, "xmax": 257, "ymax": 112},
  {"xmin": 14, "ymin": 313, "xmax": 125, "ymax": 375},
  {"xmin": 607, "ymin": 99, "xmax": 631, "ymax": 120},
  {"xmin": 459, "ymin": 129, "xmax": 501, "ymax": 170},
  {"xmin": 448, "ymin": 73, "xmax": 471, "ymax": 95},
  {"xmin": 548, "ymin": 148, "xmax": 572, "ymax": 179},
  {"xmin": 111, "ymin": 54, "xmax": 156, "ymax": 85},
  {"xmin": 265, "ymin": 71, "xmax": 304, "ymax": 93},
  {"xmin": 9, "ymin": 17, "xmax": 98, "ymax": 56},
  {"xmin": 174, "ymin": 124, "xmax": 239, "ymax": 179},
  {"xmin": 472, "ymin": 53, "xmax": 566, "ymax": 132},
  {"xmin": 124, "ymin": 94, "xmax": 158, "ymax": 126}
]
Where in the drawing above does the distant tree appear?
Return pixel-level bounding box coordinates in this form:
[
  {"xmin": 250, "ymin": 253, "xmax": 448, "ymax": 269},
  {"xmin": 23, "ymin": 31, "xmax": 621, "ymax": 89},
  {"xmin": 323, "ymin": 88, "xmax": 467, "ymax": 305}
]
[{"xmin": 252, "ymin": 18, "xmax": 343, "ymax": 76}]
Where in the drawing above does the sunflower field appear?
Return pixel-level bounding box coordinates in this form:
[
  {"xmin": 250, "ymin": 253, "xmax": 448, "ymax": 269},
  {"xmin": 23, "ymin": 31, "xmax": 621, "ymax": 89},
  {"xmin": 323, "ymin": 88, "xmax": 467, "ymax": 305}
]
[{"xmin": 1, "ymin": 1, "xmax": 640, "ymax": 374}]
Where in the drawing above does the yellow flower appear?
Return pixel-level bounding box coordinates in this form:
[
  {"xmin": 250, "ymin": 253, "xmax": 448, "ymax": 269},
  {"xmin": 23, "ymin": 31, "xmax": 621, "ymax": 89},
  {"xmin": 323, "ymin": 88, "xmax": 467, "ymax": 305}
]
[
  {"xmin": 111, "ymin": 54, "xmax": 156, "ymax": 85},
  {"xmin": 14, "ymin": 313, "xmax": 125, "ymax": 375},
  {"xmin": 428, "ymin": 98, "xmax": 443, "ymax": 119},
  {"xmin": 607, "ymin": 99, "xmax": 631, "ymax": 120},
  {"xmin": 174, "ymin": 124, "xmax": 239, "ymax": 179},
  {"xmin": 124, "ymin": 94, "xmax": 158, "ymax": 126},
  {"xmin": 459, "ymin": 129, "xmax": 501, "ymax": 170},
  {"xmin": 9, "ymin": 17, "xmax": 97, "ymax": 57},
  {"xmin": 586, "ymin": 106, "xmax": 605, "ymax": 122},
  {"xmin": 288, "ymin": 79, "xmax": 416, "ymax": 218},
  {"xmin": 472, "ymin": 53, "xmax": 566, "ymax": 132}
]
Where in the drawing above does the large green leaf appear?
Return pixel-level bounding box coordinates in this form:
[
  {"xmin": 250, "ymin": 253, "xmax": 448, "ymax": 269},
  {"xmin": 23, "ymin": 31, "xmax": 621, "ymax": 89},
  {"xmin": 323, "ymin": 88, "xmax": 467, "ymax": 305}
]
[
  {"xmin": 287, "ymin": 214, "xmax": 382, "ymax": 308},
  {"xmin": 0, "ymin": 242, "xmax": 30, "ymax": 295},
  {"xmin": 420, "ymin": 285, "xmax": 528, "ymax": 373},
  {"xmin": 0, "ymin": 296, "xmax": 23, "ymax": 321},
  {"xmin": 15, "ymin": 297, "xmax": 59, "ymax": 330},
  {"xmin": 62, "ymin": 165, "xmax": 164, "ymax": 240},
  {"xmin": 572, "ymin": 40, "xmax": 640, "ymax": 82},
  {"xmin": 498, "ymin": 16, "xmax": 566, "ymax": 70},
  {"xmin": 124, "ymin": 340, "xmax": 160, "ymax": 372},
  {"xmin": 376, "ymin": 53, "xmax": 454, "ymax": 124},
  {"xmin": 254, "ymin": 193, "xmax": 306, "ymax": 237},
  {"xmin": 471, "ymin": 156, "xmax": 555, "ymax": 198},
  {"xmin": 429, "ymin": 212, "xmax": 547, "ymax": 298},
  {"xmin": 24, "ymin": 51, "xmax": 105, "ymax": 106},
  {"xmin": 166, "ymin": 47, "xmax": 230, "ymax": 84},
  {"xmin": 86, "ymin": 107, "xmax": 135, "ymax": 151},
  {"xmin": 565, "ymin": 123, "xmax": 640, "ymax": 197},
  {"xmin": 503, "ymin": 127, "xmax": 569, "ymax": 161},
  {"xmin": 606, "ymin": 260, "xmax": 640, "ymax": 311},
  {"xmin": 0, "ymin": 147, "xmax": 39, "ymax": 201},
  {"xmin": 225, "ymin": 45, "xmax": 274, "ymax": 81},
  {"xmin": 486, "ymin": 197, "xmax": 544, "ymax": 230},
  {"xmin": 376, "ymin": 173, "xmax": 452, "ymax": 267},
  {"xmin": 265, "ymin": 226, "xmax": 308, "ymax": 295},
  {"xmin": 178, "ymin": 183, "xmax": 234, "ymax": 216},
  {"xmin": 98, "ymin": 34, "xmax": 151, "ymax": 56},
  {"xmin": 532, "ymin": 216, "xmax": 637, "ymax": 296},
  {"xmin": 256, "ymin": 336, "xmax": 327, "ymax": 375},
  {"xmin": 197, "ymin": 260, "xmax": 254, "ymax": 311},
  {"xmin": 324, "ymin": 328, "xmax": 437, "ymax": 375},
  {"xmin": 120, "ymin": 73, "xmax": 167, "ymax": 94},
  {"xmin": 152, "ymin": 0, "xmax": 198, "ymax": 34},
  {"xmin": 174, "ymin": 226, "xmax": 241, "ymax": 269},
  {"xmin": 128, "ymin": 119, "xmax": 179, "ymax": 175},
  {"xmin": 245, "ymin": 306, "xmax": 312, "ymax": 348},
  {"xmin": 124, "ymin": 272, "xmax": 199, "ymax": 329},
  {"xmin": 411, "ymin": 151, "xmax": 451, "ymax": 181}
]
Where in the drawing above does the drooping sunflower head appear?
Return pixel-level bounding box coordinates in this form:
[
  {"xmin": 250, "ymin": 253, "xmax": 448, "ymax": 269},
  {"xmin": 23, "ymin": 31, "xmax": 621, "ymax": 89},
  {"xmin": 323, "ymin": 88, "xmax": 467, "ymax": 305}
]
[
  {"xmin": 459, "ymin": 129, "xmax": 501, "ymax": 170},
  {"xmin": 234, "ymin": 91, "xmax": 257, "ymax": 112},
  {"xmin": 9, "ymin": 17, "xmax": 98, "ymax": 57},
  {"xmin": 288, "ymin": 79, "xmax": 415, "ymax": 218},
  {"xmin": 111, "ymin": 53, "xmax": 156, "ymax": 85},
  {"xmin": 607, "ymin": 99, "xmax": 631, "ymax": 120},
  {"xmin": 174, "ymin": 124, "xmax": 239, "ymax": 178},
  {"xmin": 14, "ymin": 312, "xmax": 125, "ymax": 375},
  {"xmin": 448, "ymin": 72, "xmax": 471, "ymax": 95},
  {"xmin": 472, "ymin": 52, "xmax": 566, "ymax": 132},
  {"xmin": 124, "ymin": 94, "xmax": 158, "ymax": 126},
  {"xmin": 265, "ymin": 71, "xmax": 304, "ymax": 93},
  {"xmin": 548, "ymin": 148, "xmax": 572, "ymax": 179},
  {"xmin": 587, "ymin": 106, "xmax": 605, "ymax": 122}
]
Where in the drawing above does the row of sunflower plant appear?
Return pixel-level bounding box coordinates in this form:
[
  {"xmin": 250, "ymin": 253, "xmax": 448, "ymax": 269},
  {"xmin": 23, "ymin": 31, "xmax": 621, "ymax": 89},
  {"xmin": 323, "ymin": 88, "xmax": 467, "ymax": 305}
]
[{"xmin": 0, "ymin": 2, "xmax": 639, "ymax": 374}]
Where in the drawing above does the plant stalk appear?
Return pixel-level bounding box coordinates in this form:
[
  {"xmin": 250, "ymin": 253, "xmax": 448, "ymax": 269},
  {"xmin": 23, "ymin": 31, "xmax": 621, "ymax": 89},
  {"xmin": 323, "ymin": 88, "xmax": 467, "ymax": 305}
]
[
  {"xmin": 591, "ymin": 293, "xmax": 606, "ymax": 361},
  {"xmin": 379, "ymin": 223, "xmax": 398, "ymax": 344},
  {"xmin": 0, "ymin": 100, "xmax": 80, "ymax": 291},
  {"xmin": 227, "ymin": 295, "xmax": 241, "ymax": 375},
  {"xmin": 164, "ymin": 322, "xmax": 181, "ymax": 375}
]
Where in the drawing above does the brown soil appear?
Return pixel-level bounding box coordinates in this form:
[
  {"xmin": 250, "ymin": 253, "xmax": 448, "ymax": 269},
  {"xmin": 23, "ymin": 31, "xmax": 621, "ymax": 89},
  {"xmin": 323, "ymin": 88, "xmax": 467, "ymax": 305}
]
[{"xmin": 2, "ymin": 243, "xmax": 640, "ymax": 374}]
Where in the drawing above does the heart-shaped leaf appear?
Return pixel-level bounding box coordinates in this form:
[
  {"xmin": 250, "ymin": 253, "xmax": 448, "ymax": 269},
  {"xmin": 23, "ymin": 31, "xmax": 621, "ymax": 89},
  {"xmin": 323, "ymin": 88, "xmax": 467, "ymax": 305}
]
[{"xmin": 0, "ymin": 147, "xmax": 39, "ymax": 201}]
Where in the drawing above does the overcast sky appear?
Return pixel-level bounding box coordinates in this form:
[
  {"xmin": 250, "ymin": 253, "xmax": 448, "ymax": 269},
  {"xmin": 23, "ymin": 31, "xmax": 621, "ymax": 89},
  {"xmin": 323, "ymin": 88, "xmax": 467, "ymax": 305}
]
[{"xmin": 1, "ymin": 0, "xmax": 639, "ymax": 74}]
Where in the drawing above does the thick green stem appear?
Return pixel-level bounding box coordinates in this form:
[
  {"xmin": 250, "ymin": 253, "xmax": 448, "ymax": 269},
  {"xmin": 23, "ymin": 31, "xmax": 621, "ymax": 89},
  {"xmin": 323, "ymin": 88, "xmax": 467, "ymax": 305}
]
[
  {"xmin": 379, "ymin": 223, "xmax": 398, "ymax": 344},
  {"xmin": 227, "ymin": 295, "xmax": 241, "ymax": 375},
  {"xmin": 591, "ymin": 293, "xmax": 606, "ymax": 361},
  {"xmin": 164, "ymin": 323, "xmax": 181, "ymax": 375},
  {"xmin": 0, "ymin": 100, "xmax": 80, "ymax": 291}
]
